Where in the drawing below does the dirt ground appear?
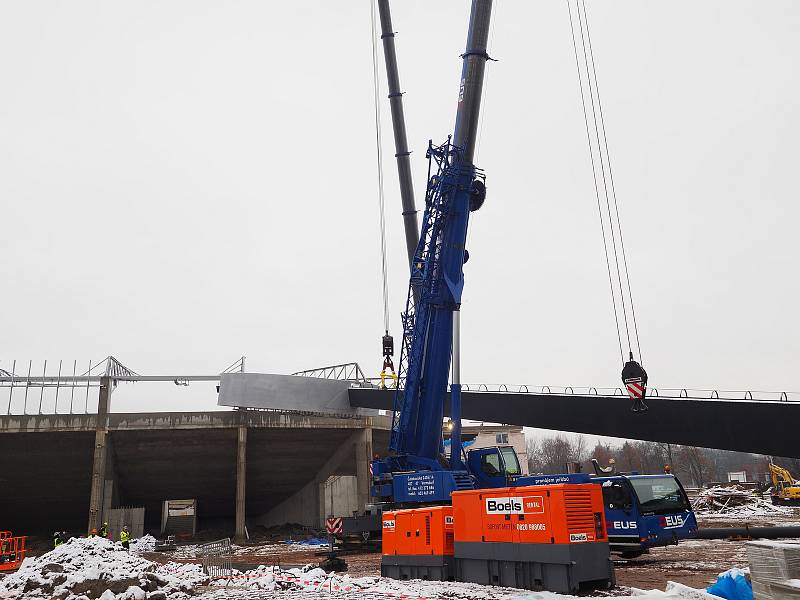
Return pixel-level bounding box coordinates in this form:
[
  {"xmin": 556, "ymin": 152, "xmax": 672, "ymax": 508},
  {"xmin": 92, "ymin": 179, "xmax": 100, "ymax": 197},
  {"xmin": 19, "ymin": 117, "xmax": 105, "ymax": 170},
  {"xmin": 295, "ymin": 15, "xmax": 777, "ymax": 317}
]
[
  {"xmin": 214, "ymin": 538, "xmax": 736, "ymax": 591},
  {"xmin": 213, "ymin": 511, "xmax": 800, "ymax": 593}
]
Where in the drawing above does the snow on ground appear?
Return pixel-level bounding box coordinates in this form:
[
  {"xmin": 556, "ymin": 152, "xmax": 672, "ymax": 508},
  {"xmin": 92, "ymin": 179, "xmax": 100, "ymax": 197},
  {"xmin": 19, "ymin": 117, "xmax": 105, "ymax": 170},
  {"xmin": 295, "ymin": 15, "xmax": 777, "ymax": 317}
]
[
  {"xmin": 692, "ymin": 486, "xmax": 796, "ymax": 520},
  {"xmin": 170, "ymin": 540, "xmax": 328, "ymax": 560},
  {"xmin": 199, "ymin": 564, "xmax": 724, "ymax": 599},
  {"xmin": 695, "ymin": 503, "xmax": 795, "ymax": 520},
  {"xmin": 129, "ymin": 535, "xmax": 158, "ymax": 553},
  {"xmin": 0, "ymin": 536, "xmax": 208, "ymax": 600},
  {"xmin": 230, "ymin": 541, "xmax": 328, "ymax": 558},
  {"xmin": 0, "ymin": 536, "xmax": 730, "ymax": 600},
  {"xmin": 199, "ymin": 576, "xmax": 721, "ymax": 600}
]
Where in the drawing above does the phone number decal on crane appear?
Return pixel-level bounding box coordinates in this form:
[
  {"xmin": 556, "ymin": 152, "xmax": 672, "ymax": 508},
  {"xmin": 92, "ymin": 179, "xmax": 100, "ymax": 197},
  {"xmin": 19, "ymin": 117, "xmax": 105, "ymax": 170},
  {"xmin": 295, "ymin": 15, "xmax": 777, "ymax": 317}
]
[{"xmin": 406, "ymin": 473, "xmax": 437, "ymax": 497}]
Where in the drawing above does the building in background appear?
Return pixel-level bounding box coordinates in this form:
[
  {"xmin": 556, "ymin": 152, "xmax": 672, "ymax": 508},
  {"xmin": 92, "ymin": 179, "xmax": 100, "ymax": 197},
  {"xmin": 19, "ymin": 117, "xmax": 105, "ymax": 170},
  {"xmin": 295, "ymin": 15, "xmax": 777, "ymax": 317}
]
[{"xmin": 446, "ymin": 424, "xmax": 528, "ymax": 475}]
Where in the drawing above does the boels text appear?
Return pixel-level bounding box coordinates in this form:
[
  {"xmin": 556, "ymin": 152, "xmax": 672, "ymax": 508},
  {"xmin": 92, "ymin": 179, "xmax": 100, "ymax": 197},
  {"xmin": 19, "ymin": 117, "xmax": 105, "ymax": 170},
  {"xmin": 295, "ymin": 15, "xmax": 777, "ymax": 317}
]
[{"xmin": 485, "ymin": 496, "xmax": 544, "ymax": 515}]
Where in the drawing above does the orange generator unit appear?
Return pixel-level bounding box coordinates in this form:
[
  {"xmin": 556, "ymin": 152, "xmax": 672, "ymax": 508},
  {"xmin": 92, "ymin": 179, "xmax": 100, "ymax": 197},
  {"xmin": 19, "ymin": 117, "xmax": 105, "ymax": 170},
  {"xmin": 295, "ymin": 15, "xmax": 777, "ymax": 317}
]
[
  {"xmin": 0, "ymin": 531, "xmax": 27, "ymax": 573},
  {"xmin": 381, "ymin": 506, "xmax": 454, "ymax": 581},
  {"xmin": 381, "ymin": 484, "xmax": 614, "ymax": 592},
  {"xmin": 451, "ymin": 484, "xmax": 615, "ymax": 593}
]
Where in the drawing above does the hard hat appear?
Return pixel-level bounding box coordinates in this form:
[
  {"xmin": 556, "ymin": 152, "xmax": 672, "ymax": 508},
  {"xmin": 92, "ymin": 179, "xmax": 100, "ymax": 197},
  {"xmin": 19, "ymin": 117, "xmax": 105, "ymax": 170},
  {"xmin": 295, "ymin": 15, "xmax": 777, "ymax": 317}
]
[{"xmin": 123, "ymin": 525, "xmax": 128, "ymax": 530}]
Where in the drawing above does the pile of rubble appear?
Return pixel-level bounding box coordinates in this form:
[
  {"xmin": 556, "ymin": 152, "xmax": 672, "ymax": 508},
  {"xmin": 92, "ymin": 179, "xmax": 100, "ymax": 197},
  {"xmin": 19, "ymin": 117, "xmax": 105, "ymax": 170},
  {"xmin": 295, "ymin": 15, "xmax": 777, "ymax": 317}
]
[
  {"xmin": 0, "ymin": 536, "xmax": 207, "ymax": 600},
  {"xmin": 692, "ymin": 486, "xmax": 791, "ymax": 517}
]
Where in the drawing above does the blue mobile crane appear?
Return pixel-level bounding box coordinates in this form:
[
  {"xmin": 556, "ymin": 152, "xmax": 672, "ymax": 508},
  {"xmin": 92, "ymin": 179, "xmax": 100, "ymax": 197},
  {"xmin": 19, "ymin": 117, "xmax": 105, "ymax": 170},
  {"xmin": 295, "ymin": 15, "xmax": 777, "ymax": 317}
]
[
  {"xmin": 369, "ymin": 0, "xmax": 493, "ymax": 506},
  {"xmin": 363, "ymin": 0, "xmax": 696, "ymax": 557}
]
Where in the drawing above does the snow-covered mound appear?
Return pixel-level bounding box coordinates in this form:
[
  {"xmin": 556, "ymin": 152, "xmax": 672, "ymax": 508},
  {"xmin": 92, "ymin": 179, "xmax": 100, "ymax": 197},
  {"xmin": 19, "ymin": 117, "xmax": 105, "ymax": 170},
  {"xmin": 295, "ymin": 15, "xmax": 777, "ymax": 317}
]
[
  {"xmin": 129, "ymin": 535, "xmax": 158, "ymax": 553},
  {"xmin": 0, "ymin": 536, "xmax": 208, "ymax": 600}
]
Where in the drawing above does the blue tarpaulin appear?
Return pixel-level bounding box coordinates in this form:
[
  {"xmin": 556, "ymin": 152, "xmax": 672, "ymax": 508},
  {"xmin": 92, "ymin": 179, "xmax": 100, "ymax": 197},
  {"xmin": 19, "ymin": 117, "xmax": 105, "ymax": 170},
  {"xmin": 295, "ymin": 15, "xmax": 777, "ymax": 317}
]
[{"xmin": 707, "ymin": 569, "xmax": 753, "ymax": 600}]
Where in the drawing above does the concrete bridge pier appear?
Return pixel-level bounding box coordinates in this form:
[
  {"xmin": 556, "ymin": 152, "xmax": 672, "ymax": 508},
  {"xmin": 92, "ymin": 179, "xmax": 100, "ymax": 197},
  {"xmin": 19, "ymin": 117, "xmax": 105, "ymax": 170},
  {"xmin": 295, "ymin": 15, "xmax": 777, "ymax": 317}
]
[
  {"xmin": 235, "ymin": 424, "xmax": 247, "ymax": 541},
  {"xmin": 87, "ymin": 377, "xmax": 113, "ymax": 534},
  {"xmin": 355, "ymin": 427, "xmax": 373, "ymax": 512}
]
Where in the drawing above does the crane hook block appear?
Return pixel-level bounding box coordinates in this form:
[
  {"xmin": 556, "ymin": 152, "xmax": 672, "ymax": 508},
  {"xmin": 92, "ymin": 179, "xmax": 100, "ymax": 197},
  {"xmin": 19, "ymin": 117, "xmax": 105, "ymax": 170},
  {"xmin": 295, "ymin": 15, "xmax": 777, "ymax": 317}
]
[
  {"xmin": 622, "ymin": 356, "xmax": 648, "ymax": 413},
  {"xmin": 469, "ymin": 179, "xmax": 486, "ymax": 212},
  {"xmin": 382, "ymin": 333, "xmax": 394, "ymax": 358}
]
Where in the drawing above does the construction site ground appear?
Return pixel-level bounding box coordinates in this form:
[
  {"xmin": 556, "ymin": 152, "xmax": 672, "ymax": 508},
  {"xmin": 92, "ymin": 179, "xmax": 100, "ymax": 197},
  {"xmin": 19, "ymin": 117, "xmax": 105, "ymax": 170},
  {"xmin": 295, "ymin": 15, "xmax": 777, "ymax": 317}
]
[
  {"xmin": 155, "ymin": 510, "xmax": 799, "ymax": 595},
  {"xmin": 5, "ymin": 511, "xmax": 798, "ymax": 598}
]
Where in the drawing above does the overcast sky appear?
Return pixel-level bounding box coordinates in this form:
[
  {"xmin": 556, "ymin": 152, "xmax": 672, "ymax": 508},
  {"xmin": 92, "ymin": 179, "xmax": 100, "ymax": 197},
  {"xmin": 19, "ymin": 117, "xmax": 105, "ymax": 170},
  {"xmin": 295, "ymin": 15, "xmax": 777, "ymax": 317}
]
[{"xmin": 2, "ymin": 1, "xmax": 799, "ymax": 419}]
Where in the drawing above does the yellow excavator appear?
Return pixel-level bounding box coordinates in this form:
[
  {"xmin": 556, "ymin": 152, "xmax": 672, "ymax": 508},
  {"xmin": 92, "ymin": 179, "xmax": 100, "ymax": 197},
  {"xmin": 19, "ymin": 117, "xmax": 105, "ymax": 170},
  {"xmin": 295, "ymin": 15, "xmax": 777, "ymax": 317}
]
[{"xmin": 769, "ymin": 463, "xmax": 800, "ymax": 505}]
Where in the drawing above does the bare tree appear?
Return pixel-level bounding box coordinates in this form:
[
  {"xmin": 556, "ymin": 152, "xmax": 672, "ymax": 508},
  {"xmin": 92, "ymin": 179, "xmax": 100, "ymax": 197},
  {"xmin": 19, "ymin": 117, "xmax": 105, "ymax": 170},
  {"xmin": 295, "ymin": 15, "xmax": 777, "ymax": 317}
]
[
  {"xmin": 538, "ymin": 435, "xmax": 582, "ymax": 473},
  {"xmin": 526, "ymin": 436, "xmax": 543, "ymax": 474},
  {"xmin": 590, "ymin": 442, "xmax": 615, "ymax": 470},
  {"xmin": 573, "ymin": 434, "xmax": 588, "ymax": 463},
  {"xmin": 677, "ymin": 445, "xmax": 712, "ymax": 486}
]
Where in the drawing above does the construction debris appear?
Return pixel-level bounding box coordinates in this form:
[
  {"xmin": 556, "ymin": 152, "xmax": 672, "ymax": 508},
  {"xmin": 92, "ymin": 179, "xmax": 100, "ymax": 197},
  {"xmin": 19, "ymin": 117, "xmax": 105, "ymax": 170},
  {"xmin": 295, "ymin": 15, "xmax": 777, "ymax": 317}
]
[{"xmin": 693, "ymin": 486, "xmax": 792, "ymax": 518}]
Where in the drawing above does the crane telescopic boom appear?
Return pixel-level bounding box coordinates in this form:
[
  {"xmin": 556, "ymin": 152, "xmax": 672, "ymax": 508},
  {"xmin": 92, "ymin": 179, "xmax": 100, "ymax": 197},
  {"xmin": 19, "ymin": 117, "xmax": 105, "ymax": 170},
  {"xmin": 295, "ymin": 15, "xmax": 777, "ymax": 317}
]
[
  {"xmin": 372, "ymin": 0, "xmax": 493, "ymax": 505},
  {"xmin": 377, "ymin": 0, "xmax": 419, "ymax": 266}
]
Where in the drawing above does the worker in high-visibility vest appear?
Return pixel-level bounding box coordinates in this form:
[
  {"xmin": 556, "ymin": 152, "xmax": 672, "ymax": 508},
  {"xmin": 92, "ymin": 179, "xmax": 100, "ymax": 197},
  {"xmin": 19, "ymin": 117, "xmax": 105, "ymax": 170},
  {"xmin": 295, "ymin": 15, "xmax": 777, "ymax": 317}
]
[
  {"xmin": 119, "ymin": 526, "xmax": 130, "ymax": 551},
  {"xmin": 53, "ymin": 531, "xmax": 63, "ymax": 548},
  {"xmin": 99, "ymin": 522, "xmax": 109, "ymax": 539}
]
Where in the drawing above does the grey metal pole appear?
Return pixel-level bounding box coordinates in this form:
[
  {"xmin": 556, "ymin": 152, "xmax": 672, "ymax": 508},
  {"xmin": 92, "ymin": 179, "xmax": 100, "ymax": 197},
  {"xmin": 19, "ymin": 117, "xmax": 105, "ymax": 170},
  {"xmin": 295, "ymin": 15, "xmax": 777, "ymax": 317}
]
[
  {"xmin": 7, "ymin": 359, "xmax": 15, "ymax": 415},
  {"xmin": 377, "ymin": 0, "xmax": 419, "ymax": 266},
  {"xmin": 450, "ymin": 0, "xmax": 493, "ymax": 462},
  {"xmin": 452, "ymin": 0, "xmax": 494, "ymax": 165}
]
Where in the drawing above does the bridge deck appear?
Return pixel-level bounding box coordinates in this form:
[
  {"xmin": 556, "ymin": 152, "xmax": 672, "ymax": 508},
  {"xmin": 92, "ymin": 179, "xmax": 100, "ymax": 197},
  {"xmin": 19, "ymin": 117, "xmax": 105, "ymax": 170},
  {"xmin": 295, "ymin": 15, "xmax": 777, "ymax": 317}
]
[{"xmin": 349, "ymin": 388, "xmax": 800, "ymax": 458}]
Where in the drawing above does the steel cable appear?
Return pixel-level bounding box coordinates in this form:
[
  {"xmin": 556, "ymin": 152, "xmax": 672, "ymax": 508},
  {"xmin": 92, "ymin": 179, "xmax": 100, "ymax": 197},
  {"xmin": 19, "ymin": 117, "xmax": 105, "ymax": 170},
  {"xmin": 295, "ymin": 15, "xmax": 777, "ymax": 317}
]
[
  {"xmin": 579, "ymin": 0, "xmax": 643, "ymax": 363},
  {"xmin": 574, "ymin": 2, "xmax": 633, "ymax": 357},
  {"xmin": 370, "ymin": 0, "xmax": 391, "ymax": 332},
  {"xmin": 566, "ymin": 0, "xmax": 624, "ymax": 364}
]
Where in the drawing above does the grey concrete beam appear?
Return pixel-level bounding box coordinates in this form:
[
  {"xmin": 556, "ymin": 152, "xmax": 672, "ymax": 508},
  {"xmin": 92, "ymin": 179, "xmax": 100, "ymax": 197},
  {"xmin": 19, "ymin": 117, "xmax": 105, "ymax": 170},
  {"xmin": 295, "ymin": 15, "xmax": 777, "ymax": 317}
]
[{"xmin": 0, "ymin": 411, "xmax": 392, "ymax": 433}]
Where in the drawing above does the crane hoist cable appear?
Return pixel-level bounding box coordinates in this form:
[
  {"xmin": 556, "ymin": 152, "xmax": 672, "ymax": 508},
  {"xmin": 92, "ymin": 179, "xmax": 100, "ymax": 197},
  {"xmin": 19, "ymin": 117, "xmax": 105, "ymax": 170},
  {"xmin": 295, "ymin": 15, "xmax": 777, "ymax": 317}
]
[
  {"xmin": 566, "ymin": 0, "xmax": 648, "ymax": 411},
  {"xmin": 370, "ymin": 0, "xmax": 397, "ymax": 389}
]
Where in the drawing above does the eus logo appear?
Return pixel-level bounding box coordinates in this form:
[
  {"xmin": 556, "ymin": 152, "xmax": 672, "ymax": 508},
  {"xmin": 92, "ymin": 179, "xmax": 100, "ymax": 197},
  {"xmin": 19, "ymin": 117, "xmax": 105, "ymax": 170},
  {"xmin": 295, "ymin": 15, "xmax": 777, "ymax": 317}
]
[
  {"xmin": 382, "ymin": 520, "xmax": 395, "ymax": 531},
  {"xmin": 485, "ymin": 496, "xmax": 545, "ymax": 515},
  {"xmin": 660, "ymin": 514, "xmax": 684, "ymax": 529},
  {"xmin": 612, "ymin": 521, "xmax": 638, "ymax": 530}
]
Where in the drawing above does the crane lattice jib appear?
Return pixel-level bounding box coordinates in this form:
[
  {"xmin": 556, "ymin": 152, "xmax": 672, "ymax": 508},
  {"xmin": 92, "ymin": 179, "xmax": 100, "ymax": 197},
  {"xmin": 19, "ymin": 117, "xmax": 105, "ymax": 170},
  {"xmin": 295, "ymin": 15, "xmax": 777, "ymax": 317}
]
[{"xmin": 390, "ymin": 139, "xmax": 482, "ymax": 463}]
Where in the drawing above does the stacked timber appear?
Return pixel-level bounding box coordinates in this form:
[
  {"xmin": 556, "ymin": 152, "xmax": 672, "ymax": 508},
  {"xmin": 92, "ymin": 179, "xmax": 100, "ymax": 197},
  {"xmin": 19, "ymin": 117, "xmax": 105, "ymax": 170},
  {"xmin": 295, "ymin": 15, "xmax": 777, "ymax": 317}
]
[{"xmin": 747, "ymin": 541, "xmax": 800, "ymax": 600}]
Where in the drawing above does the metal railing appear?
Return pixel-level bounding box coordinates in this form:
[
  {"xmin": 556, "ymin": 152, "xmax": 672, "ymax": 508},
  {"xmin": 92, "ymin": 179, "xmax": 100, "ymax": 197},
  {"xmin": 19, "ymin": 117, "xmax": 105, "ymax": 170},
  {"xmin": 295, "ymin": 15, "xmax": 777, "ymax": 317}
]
[
  {"xmin": 292, "ymin": 362, "xmax": 367, "ymax": 383},
  {"xmin": 444, "ymin": 384, "xmax": 799, "ymax": 403},
  {"xmin": 292, "ymin": 362, "xmax": 799, "ymax": 403},
  {"xmin": 0, "ymin": 356, "xmax": 246, "ymax": 415},
  {"xmin": 197, "ymin": 537, "xmax": 233, "ymax": 579}
]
